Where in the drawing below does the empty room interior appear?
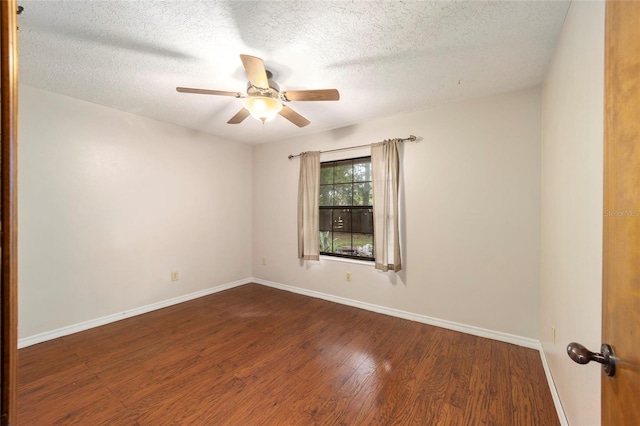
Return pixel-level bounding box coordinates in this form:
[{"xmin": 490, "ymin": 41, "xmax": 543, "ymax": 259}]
[{"xmin": 14, "ymin": 1, "xmax": 617, "ymax": 425}]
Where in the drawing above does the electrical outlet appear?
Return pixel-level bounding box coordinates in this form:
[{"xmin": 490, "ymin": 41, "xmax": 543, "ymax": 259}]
[
  {"xmin": 552, "ymin": 325, "xmax": 556, "ymax": 344},
  {"xmin": 262, "ymin": 257, "xmax": 267, "ymax": 266},
  {"xmin": 171, "ymin": 270, "xmax": 179, "ymax": 281},
  {"xmin": 346, "ymin": 272, "xmax": 351, "ymax": 282}
]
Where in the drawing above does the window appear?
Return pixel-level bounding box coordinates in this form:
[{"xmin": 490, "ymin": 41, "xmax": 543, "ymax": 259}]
[{"xmin": 319, "ymin": 156, "xmax": 374, "ymax": 261}]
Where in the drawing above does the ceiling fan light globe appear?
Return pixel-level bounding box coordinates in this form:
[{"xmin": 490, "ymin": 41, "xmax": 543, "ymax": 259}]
[{"xmin": 244, "ymin": 96, "xmax": 283, "ymax": 123}]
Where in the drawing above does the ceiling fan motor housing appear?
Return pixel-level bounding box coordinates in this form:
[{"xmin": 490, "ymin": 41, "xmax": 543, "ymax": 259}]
[{"xmin": 246, "ymin": 72, "xmax": 280, "ymax": 100}]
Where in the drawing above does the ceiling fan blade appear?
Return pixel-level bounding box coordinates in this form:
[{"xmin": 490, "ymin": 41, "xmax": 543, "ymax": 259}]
[
  {"xmin": 177, "ymin": 87, "xmax": 242, "ymax": 97},
  {"xmin": 279, "ymin": 105, "xmax": 310, "ymax": 127},
  {"xmin": 281, "ymin": 89, "xmax": 340, "ymax": 102},
  {"xmin": 240, "ymin": 54, "xmax": 269, "ymax": 89},
  {"xmin": 227, "ymin": 108, "xmax": 250, "ymax": 124}
]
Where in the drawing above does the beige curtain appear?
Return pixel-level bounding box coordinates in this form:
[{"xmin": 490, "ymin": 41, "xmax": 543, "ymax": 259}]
[
  {"xmin": 371, "ymin": 140, "xmax": 402, "ymax": 272},
  {"xmin": 297, "ymin": 151, "xmax": 321, "ymax": 260}
]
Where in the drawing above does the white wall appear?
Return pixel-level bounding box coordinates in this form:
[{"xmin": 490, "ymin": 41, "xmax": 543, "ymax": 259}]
[
  {"xmin": 18, "ymin": 85, "xmax": 253, "ymax": 339},
  {"xmin": 253, "ymin": 88, "xmax": 541, "ymax": 340},
  {"xmin": 540, "ymin": 2, "xmax": 604, "ymax": 425}
]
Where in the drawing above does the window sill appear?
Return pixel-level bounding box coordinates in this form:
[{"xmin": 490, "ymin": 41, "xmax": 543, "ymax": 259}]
[{"xmin": 320, "ymin": 255, "xmax": 374, "ymax": 266}]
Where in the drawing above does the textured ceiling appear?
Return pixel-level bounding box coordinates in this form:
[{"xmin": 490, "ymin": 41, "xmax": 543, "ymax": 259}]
[{"xmin": 18, "ymin": 0, "xmax": 570, "ymax": 145}]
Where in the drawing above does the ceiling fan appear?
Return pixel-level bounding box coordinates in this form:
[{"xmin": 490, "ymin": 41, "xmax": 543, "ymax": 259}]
[{"xmin": 176, "ymin": 54, "xmax": 340, "ymax": 128}]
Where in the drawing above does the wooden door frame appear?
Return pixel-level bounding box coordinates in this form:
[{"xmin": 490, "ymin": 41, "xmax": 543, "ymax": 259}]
[{"xmin": 0, "ymin": 0, "xmax": 18, "ymax": 424}]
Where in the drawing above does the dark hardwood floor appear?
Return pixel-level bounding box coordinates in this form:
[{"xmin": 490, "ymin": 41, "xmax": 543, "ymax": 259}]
[{"xmin": 18, "ymin": 283, "xmax": 559, "ymax": 425}]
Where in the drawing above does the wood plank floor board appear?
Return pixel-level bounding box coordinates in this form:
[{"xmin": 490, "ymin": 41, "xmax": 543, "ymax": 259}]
[
  {"xmin": 195, "ymin": 342, "xmax": 319, "ymax": 423},
  {"xmin": 406, "ymin": 329, "xmax": 465, "ymax": 425},
  {"xmin": 131, "ymin": 378, "xmax": 235, "ymax": 423},
  {"xmin": 19, "ymin": 373, "xmax": 127, "ymax": 425},
  {"xmin": 221, "ymin": 311, "xmax": 367, "ymax": 422},
  {"xmin": 123, "ymin": 356, "xmax": 229, "ymax": 414},
  {"xmin": 209, "ymin": 374, "xmax": 303, "ymax": 424},
  {"xmin": 509, "ymin": 344, "xmax": 541, "ymax": 425},
  {"xmin": 461, "ymin": 336, "xmax": 493, "ymax": 425},
  {"xmin": 17, "ymin": 284, "xmax": 558, "ymax": 425},
  {"xmin": 18, "ymin": 363, "xmax": 97, "ymax": 420},
  {"xmin": 438, "ymin": 333, "xmax": 478, "ymax": 424},
  {"xmin": 19, "ymin": 361, "xmax": 93, "ymax": 397},
  {"xmin": 524, "ymin": 346, "xmax": 560, "ymax": 426},
  {"xmin": 47, "ymin": 392, "xmax": 136, "ymax": 426},
  {"xmin": 510, "ymin": 344, "xmax": 562, "ymax": 426},
  {"xmin": 283, "ymin": 358, "xmax": 356, "ymax": 416},
  {"xmin": 358, "ymin": 322, "xmax": 429, "ymax": 424},
  {"xmin": 312, "ymin": 364, "xmax": 377, "ymax": 424},
  {"xmin": 387, "ymin": 326, "xmax": 448, "ymax": 424},
  {"xmin": 97, "ymin": 346, "xmax": 203, "ymax": 403},
  {"xmin": 18, "ymin": 338, "xmax": 80, "ymax": 387},
  {"xmin": 488, "ymin": 340, "xmax": 516, "ymax": 425},
  {"xmin": 132, "ymin": 370, "xmax": 243, "ymax": 425},
  {"xmin": 333, "ymin": 327, "xmax": 416, "ymax": 426}
]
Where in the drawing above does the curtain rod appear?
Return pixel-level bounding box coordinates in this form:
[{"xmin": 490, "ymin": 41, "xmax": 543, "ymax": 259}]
[{"xmin": 287, "ymin": 135, "xmax": 418, "ymax": 160}]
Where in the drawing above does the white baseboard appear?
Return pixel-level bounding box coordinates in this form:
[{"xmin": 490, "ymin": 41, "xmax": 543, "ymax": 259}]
[
  {"xmin": 538, "ymin": 343, "xmax": 569, "ymax": 425},
  {"xmin": 251, "ymin": 277, "xmax": 539, "ymax": 349},
  {"xmin": 18, "ymin": 278, "xmax": 251, "ymax": 349},
  {"xmin": 19, "ymin": 277, "xmax": 538, "ymax": 350}
]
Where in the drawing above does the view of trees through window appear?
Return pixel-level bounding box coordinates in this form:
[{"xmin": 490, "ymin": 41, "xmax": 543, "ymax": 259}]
[{"xmin": 319, "ymin": 156, "xmax": 374, "ymax": 260}]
